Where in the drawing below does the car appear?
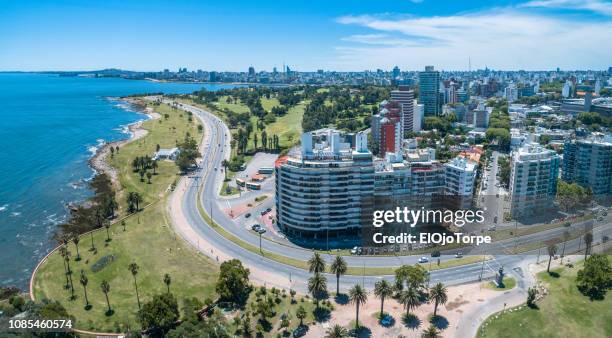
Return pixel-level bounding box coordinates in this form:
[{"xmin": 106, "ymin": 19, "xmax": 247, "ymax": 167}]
[
  {"xmin": 266, "ymin": 207, "xmax": 272, "ymax": 213},
  {"xmin": 244, "ymin": 213, "xmax": 251, "ymax": 218},
  {"xmin": 256, "ymin": 228, "xmax": 266, "ymax": 234},
  {"xmin": 488, "ymin": 226, "xmax": 496, "ymax": 231},
  {"xmin": 261, "ymin": 210, "xmax": 268, "ymax": 216},
  {"xmin": 292, "ymin": 325, "xmax": 308, "ymax": 337},
  {"xmin": 455, "ymin": 252, "xmax": 463, "ymax": 258},
  {"xmin": 418, "ymin": 257, "xmax": 428, "ymax": 263},
  {"xmin": 251, "ymin": 224, "xmax": 261, "ymax": 231},
  {"xmin": 350, "ymin": 246, "xmax": 358, "ymax": 255}
]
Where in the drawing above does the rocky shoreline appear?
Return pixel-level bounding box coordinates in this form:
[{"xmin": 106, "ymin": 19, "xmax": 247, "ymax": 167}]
[{"xmin": 88, "ymin": 98, "xmax": 159, "ymax": 187}]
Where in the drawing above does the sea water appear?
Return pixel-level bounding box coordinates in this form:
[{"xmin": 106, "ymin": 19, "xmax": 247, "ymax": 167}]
[{"xmin": 0, "ymin": 73, "xmax": 238, "ymax": 288}]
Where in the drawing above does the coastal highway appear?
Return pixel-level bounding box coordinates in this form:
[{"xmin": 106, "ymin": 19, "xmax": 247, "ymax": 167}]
[{"xmin": 170, "ymin": 100, "xmax": 611, "ymax": 293}]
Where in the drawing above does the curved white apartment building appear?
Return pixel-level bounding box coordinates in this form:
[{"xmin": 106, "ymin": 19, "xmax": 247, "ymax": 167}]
[{"xmin": 275, "ymin": 129, "xmax": 374, "ymax": 238}]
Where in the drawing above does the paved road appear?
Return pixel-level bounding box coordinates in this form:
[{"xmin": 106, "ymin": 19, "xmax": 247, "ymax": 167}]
[{"xmin": 171, "ymin": 101, "xmax": 611, "ymax": 294}]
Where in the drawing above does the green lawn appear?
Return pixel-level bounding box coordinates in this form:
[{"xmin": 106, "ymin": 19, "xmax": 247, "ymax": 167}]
[
  {"xmin": 109, "ymin": 102, "xmax": 201, "ymax": 212},
  {"xmin": 484, "ymin": 277, "xmax": 516, "ymax": 291},
  {"xmin": 33, "ymin": 98, "xmax": 219, "ymax": 333},
  {"xmin": 477, "ymin": 263, "xmax": 611, "ymax": 338}
]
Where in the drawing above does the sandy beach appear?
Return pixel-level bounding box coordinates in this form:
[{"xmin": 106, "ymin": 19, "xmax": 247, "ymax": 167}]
[{"xmin": 88, "ymin": 98, "xmax": 160, "ymax": 187}]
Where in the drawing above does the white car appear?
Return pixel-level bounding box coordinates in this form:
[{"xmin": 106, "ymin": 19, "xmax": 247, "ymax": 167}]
[{"xmin": 418, "ymin": 257, "xmax": 429, "ymax": 263}]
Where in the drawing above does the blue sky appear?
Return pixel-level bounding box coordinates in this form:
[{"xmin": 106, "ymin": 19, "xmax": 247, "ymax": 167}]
[{"xmin": 0, "ymin": 0, "xmax": 610, "ymax": 71}]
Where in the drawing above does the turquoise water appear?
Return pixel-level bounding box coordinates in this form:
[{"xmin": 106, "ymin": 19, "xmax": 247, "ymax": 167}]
[{"xmin": 0, "ymin": 73, "xmax": 237, "ymax": 288}]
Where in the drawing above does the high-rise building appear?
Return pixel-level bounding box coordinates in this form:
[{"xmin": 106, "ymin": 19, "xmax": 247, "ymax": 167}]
[
  {"xmin": 275, "ymin": 130, "xmax": 374, "ymax": 238},
  {"xmin": 509, "ymin": 144, "xmax": 560, "ymax": 218},
  {"xmin": 379, "ymin": 118, "xmax": 402, "ymax": 156},
  {"xmin": 419, "ymin": 66, "xmax": 441, "ymax": 116},
  {"xmin": 504, "ymin": 84, "xmax": 518, "ymax": 103},
  {"xmin": 562, "ymin": 136, "xmax": 612, "ymax": 196},
  {"xmin": 390, "ymin": 85, "xmax": 414, "ymax": 133},
  {"xmin": 248, "ymin": 66, "xmax": 255, "ymax": 76},
  {"xmin": 413, "ymin": 101, "xmax": 424, "ymax": 132},
  {"xmin": 444, "ymin": 157, "xmax": 477, "ymax": 196},
  {"xmin": 392, "ymin": 66, "xmax": 400, "ymax": 79}
]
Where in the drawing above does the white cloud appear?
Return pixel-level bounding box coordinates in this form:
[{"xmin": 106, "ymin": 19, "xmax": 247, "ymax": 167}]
[
  {"xmin": 331, "ymin": 9, "xmax": 612, "ymax": 71},
  {"xmin": 520, "ymin": 0, "xmax": 612, "ymax": 16}
]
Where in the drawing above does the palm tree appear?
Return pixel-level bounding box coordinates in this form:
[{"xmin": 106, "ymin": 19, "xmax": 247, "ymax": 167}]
[
  {"xmin": 128, "ymin": 263, "xmax": 141, "ymax": 309},
  {"xmin": 71, "ymin": 234, "xmax": 81, "ymax": 261},
  {"xmin": 132, "ymin": 192, "xmax": 143, "ymax": 211},
  {"xmin": 584, "ymin": 232, "xmax": 593, "ymax": 260},
  {"xmin": 400, "ymin": 286, "xmax": 420, "ymax": 316},
  {"xmin": 122, "ymin": 220, "xmax": 127, "ymax": 231},
  {"xmin": 561, "ymin": 230, "xmax": 570, "ymax": 258},
  {"xmin": 325, "ymin": 324, "xmax": 348, "ymax": 338},
  {"xmin": 547, "ymin": 243, "xmax": 558, "ymax": 273},
  {"xmin": 374, "ymin": 279, "xmax": 393, "ymax": 316},
  {"xmin": 348, "ymin": 284, "xmax": 368, "ymax": 329},
  {"xmin": 296, "ymin": 305, "xmax": 307, "ymax": 326},
  {"xmin": 308, "ymin": 252, "xmax": 326, "ymax": 274},
  {"xmin": 146, "ymin": 171, "xmax": 152, "ymax": 184},
  {"xmin": 429, "ymin": 282, "xmax": 448, "ymax": 317},
  {"xmin": 139, "ymin": 169, "xmax": 146, "ymax": 182},
  {"xmin": 63, "ymin": 250, "xmax": 74, "ymax": 298},
  {"xmin": 80, "ymin": 271, "xmax": 89, "ymax": 308},
  {"xmin": 421, "ymin": 325, "xmax": 441, "ymax": 338},
  {"xmin": 307, "ymin": 273, "xmax": 327, "ymax": 309},
  {"xmin": 58, "ymin": 247, "xmax": 69, "ymax": 288},
  {"xmin": 163, "ymin": 273, "xmax": 171, "ymax": 293},
  {"xmin": 100, "ymin": 280, "xmax": 111, "ymax": 313},
  {"xmin": 104, "ymin": 221, "xmax": 111, "ymax": 242},
  {"xmin": 221, "ymin": 159, "xmax": 229, "ymax": 180},
  {"xmin": 330, "ymin": 256, "xmax": 347, "ymax": 295},
  {"xmin": 151, "ymin": 160, "xmax": 158, "ymax": 175}
]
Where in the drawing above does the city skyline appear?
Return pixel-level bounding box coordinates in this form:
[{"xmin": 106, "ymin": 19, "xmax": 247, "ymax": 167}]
[{"xmin": 1, "ymin": 0, "xmax": 611, "ymax": 72}]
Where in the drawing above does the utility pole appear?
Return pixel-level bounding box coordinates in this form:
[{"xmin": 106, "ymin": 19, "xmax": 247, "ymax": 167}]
[
  {"xmin": 536, "ymin": 247, "xmax": 541, "ymax": 264},
  {"xmin": 479, "ymin": 250, "xmax": 486, "ymax": 281},
  {"xmin": 259, "ymin": 232, "xmax": 263, "ymax": 255}
]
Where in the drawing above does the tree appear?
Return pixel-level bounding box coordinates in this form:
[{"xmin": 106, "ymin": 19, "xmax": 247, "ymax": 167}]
[
  {"xmin": 307, "ymin": 273, "xmax": 327, "ymax": 309},
  {"xmin": 325, "ymin": 324, "xmax": 348, "ymax": 338},
  {"xmin": 295, "ymin": 305, "xmax": 307, "ymax": 326},
  {"xmin": 101, "ymin": 280, "xmax": 112, "ymax": 314},
  {"xmin": 308, "ymin": 252, "xmax": 326, "ymax": 274},
  {"xmin": 349, "ymin": 284, "xmax": 368, "ymax": 329},
  {"xmin": 129, "ymin": 262, "xmax": 141, "ymax": 309},
  {"xmin": 104, "ymin": 221, "xmax": 111, "ymax": 242},
  {"xmin": 62, "ymin": 249, "xmax": 75, "ymax": 299},
  {"xmin": 221, "ymin": 159, "xmax": 229, "ymax": 180},
  {"xmin": 216, "ymin": 259, "xmax": 251, "ymax": 306},
  {"xmin": 80, "ymin": 270, "xmax": 89, "ymax": 309},
  {"xmin": 576, "ymin": 254, "xmax": 611, "ymax": 300},
  {"xmin": 139, "ymin": 168, "xmax": 146, "ymax": 182},
  {"xmin": 374, "ymin": 279, "xmax": 393, "ymax": 316},
  {"xmin": 330, "ymin": 256, "xmax": 347, "ymax": 295},
  {"xmin": 399, "ymin": 287, "xmax": 420, "ymax": 316},
  {"xmin": 151, "ymin": 160, "xmax": 158, "ymax": 175},
  {"xmin": 280, "ymin": 313, "xmax": 291, "ymax": 334},
  {"xmin": 71, "ymin": 234, "xmax": 81, "ymax": 261},
  {"xmin": 527, "ymin": 287, "xmax": 538, "ymax": 307},
  {"xmin": 429, "ymin": 282, "xmax": 448, "ymax": 317},
  {"xmin": 253, "ymin": 133, "xmax": 258, "ymax": 150},
  {"xmin": 139, "ymin": 293, "xmax": 180, "ymax": 335},
  {"xmin": 239, "ymin": 311, "xmax": 253, "ymax": 337},
  {"xmin": 561, "ymin": 230, "xmax": 571, "ymax": 258},
  {"xmin": 547, "ymin": 243, "xmax": 558, "ymax": 273},
  {"xmin": 584, "ymin": 232, "xmax": 593, "ymax": 260},
  {"xmin": 421, "ymin": 325, "xmax": 441, "ymax": 338},
  {"xmin": 395, "ymin": 264, "xmax": 427, "ymax": 292},
  {"xmin": 164, "ymin": 273, "xmax": 172, "ymax": 293},
  {"xmin": 127, "ymin": 191, "xmax": 143, "ymax": 212},
  {"xmin": 146, "ymin": 171, "xmax": 153, "ymax": 184}
]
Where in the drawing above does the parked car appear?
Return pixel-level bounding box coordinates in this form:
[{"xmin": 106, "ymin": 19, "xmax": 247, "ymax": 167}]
[
  {"xmin": 350, "ymin": 246, "xmax": 359, "ymax": 255},
  {"xmin": 455, "ymin": 252, "xmax": 463, "ymax": 258},
  {"xmin": 245, "ymin": 213, "xmax": 251, "ymax": 218}
]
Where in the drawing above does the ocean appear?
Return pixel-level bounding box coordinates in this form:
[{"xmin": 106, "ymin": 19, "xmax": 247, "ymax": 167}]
[{"xmin": 0, "ymin": 73, "xmax": 238, "ymax": 289}]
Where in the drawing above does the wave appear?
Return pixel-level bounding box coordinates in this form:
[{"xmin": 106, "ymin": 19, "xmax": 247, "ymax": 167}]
[{"xmin": 0, "ymin": 204, "xmax": 7, "ymax": 212}]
